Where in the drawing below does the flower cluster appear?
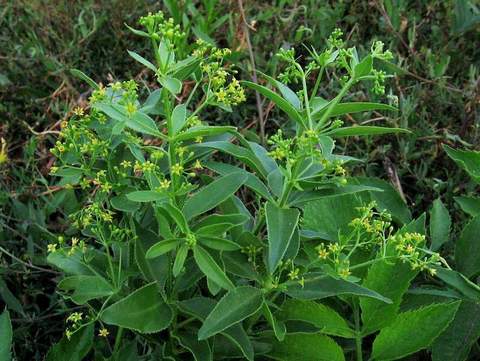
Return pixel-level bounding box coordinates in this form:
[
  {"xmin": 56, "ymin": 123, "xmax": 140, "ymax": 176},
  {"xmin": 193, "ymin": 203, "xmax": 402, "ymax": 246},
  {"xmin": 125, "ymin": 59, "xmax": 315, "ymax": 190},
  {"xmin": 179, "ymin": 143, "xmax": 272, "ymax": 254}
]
[{"xmin": 139, "ymin": 11, "xmax": 186, "ymax": 46}]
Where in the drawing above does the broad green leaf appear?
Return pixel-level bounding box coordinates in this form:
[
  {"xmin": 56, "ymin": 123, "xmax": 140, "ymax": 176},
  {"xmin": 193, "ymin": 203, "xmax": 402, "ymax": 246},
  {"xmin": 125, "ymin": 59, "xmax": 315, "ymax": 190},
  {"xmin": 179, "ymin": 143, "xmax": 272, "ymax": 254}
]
[
  {"xmin": 430, "ymin": 198, "xmax": 451, "ymax": 251},
  {"xmin": 47, "ymin": 252, "xmax": 93, "ymax": 275},
  {"xmin": 110, "ymin": 194, "xmax": 140, "ymax": 213},
  {"xmin": 288, "ymin": 184, "xmax": 381, "ymax": 206},
  {"xmin": 171, "ymin": 103, "xmax": 187, "ymax": 135},
  {"xmin": 286, "ymin": 273, "xmax": 392, "ymax": 303},
  {"xmin": 126, "ymin": 190, "xmax": 167, "ymax": 203},
  {"xmin": 360, "ymin": 259, "xmax": 417, "ymax": 335},
  {"xmin": 354, "ymin": 177, "xmax": 411, "ymax": 224},
  {"xmin": 327, "ymin": 126, "xmax": 409, "ymax": 137},
  {"xmin": 46, "ymin": 324, "xmax": 93, "ymax": 361},
  {"xmin": 454, "ymin": 196, "xmax": 480, "ymax": 217},
  {"xmin": 0, "ymin": 309, "xmax": 12, "ymax": 361},
  {"xmin": 178, "ymin": 297, "xmax": 254, "ymax": 360},
  {"xmin": 198, "ymin": 286, "xmax": 263, "ymax": 340},
  {"xmin": 444, "ymin": 145, "xmax": 480, "ymax": 183},
  {"xmin": 125, "ymin": 111, "xmax": 163, "ymax": 137},
  {"xmin": 455, "ymin": 216, "xmax": 480, "ymax": 278},
  {"xmin": 241, "ymin": 80, "xmax": 305, "ymax": 128},
  {"xmin": 432, "ymin": 301, "xmax": 480, "ymax": 361},
  {"xmin": 183, "ymin": 172, "xmax": 248, "ymax": 220},
  {"xmin": 303, "ymin": 194, "xmax": 362, "ymax": 241},
  {"xmin": 0, "ymin": 278, "xmax": 24, "ymax": 315},
  {"xmin": 193, "ymin": 213, "xmax": 249, "ymax": 230},
  {"xmin": 159, "ymin": 76, "xmax": 182, "ymax": 95},
  {"xmin": 265, "ymin": 201, "xmax": 300, "ymax": 273},
  {"xmin": 101, "ymin": 283, "xmax": 173, "ymax": 333},
  {"xmin": 354, "ymin": 55, "xmax": 373, "ymax": 78},
  {"xmin": 127, "ymin": 50, "xmax": 157, "ymax": 71},
  {"xmin": 193, "ymin": 245, "xmax": 234, "ymax": 291},
  {"xmin": 267, "ymin": 333, "xmax": 345, "ymax": 361},
  {"xmin": 278, "ymin": 299, "xmax": 355, "ymax": 338},
  {"xmin": 70, "ymin": 68, "xmax": 99, "ymax": 90},
  {"xmin": 146, "ymin": 238, "xmax": 183, "ymax": 258},
  {"xmin": 371, "ymin": 302, "xmax": 460, "ymax": 361},
  {"xmin": 58, "ymin": 275, "xmax": 115, "ymax": 305}
]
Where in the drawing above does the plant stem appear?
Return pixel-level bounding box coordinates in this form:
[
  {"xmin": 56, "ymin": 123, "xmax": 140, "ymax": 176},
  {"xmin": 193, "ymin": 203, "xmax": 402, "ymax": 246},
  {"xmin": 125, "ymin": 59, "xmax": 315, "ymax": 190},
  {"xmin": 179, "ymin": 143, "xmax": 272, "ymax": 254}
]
[
  {"xmin": 310, "ymin": 66, "xmax": 325, "ymax": 100},
  {"xmin": 353, "ymin": 301, "xmax": 363, "ymax": 361},
  {"xmin": 113, "ymin": 327, "xmax": 124, "ymax": 354},
  {"xmin": 315, "ymin": 77, "xmax": 354, "ymax": 130}
]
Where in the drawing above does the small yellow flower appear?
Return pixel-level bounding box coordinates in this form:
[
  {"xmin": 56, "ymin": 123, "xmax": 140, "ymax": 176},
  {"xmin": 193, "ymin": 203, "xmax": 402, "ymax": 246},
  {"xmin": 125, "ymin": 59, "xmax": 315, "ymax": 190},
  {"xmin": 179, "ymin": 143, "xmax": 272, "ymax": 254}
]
[
  {"xmin": 126, "ymin": 102, "xmax": 137, "ymax": 116},
  {"xmin": 73, "ymin": 107, "xmax": 84, "ymax": 116},
  {"xmin": 47, "ymin": 243, "xmax": 58, "ymax": 253},
  {"xmin": 195, "ymin": 136, "xmax": 203, "ymax": 143},
  {"xmin": 98, "ymin": 328, "xmax": 110, "ymax": 337},
  {"xmin": 71, "ymin": 237, "xmax": 79, "ymax": 246},
  {"xmin": 339, "ymin": 268, "xmax": 351, "ymax": 278},
  {"xmin": 193, "ymin": 160, "xmax": 203, "ymax": 170},
  {"xmin": 159, "ymin": 179, "xmax": 171, "ymax": 190},
  {"xmin": 171, "ymin": 163, "xmax": 183, "ymax": 175}
]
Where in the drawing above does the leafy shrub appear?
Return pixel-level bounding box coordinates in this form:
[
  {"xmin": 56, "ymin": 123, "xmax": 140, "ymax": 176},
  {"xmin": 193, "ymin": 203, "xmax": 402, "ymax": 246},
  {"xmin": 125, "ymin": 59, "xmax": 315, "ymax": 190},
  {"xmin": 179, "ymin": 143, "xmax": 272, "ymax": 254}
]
[{"xmin": 38, "ymin": 12, "xmax": 472, "ymax": 360}]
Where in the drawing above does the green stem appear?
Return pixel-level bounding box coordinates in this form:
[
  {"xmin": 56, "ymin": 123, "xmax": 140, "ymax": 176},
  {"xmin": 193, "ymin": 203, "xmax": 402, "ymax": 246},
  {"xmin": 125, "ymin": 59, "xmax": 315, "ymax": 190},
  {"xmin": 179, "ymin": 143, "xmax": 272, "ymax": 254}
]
[
  {"xmin": 315, "ymin": 77, "xmax": 354, "ymax": 130},
  {"xmin": 353, "ymin": 301, "xmax": 363, "ymax": 361},
  {"xmin": 113, "ymin": 327, "xmax": 124, "ymax": 354},
  {"xmin": 296, "ymin": 64, "xmax": 312, "ymax": 130},
  {"xmin": 310, "ymin": 66, "xmax": 325, "ymax": 100}
]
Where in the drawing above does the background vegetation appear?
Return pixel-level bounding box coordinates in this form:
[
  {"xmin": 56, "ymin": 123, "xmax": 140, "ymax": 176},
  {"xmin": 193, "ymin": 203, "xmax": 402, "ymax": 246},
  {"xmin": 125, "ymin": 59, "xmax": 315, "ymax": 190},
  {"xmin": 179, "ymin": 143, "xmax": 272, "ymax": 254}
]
[{"xmin": 0, "ymin": 0, "xmax": 479, "ymax": 359}]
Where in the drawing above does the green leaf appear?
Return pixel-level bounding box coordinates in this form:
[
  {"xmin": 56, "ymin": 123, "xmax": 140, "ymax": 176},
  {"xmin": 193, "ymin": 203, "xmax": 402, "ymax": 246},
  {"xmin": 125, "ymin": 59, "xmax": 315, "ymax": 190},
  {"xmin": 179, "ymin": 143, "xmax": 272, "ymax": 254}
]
[
  {"xmin": 127, "ymin": 50, "xmax": 157, "ymax": 71},
  {"xmin": 174, "ymin": 330, "xmax": 212, "ymax": 361},
  {"xmin": 371, "ymin": 302, "xmax": 460, "ymax": 361},
  {"xmin": 360, "ymin": 259, "xmax": 417, "ymax": 335},
  {"xmin": 278, "ymin": 299, "xmax": 355, "ymax": 338},
  {"xmin": 267, "ymin": 333, "xmax": 345, "ymax": 361},
  {"xmin": 178, "ymin": 297, "xmax": 254, "ymax": 360},
  {"xmin": 70, "ymin": 68, "xmax": 99, "ymax": 90},
  {"xmin": 265, "ymin": 202, "xmax": 300, "ymax": 274},
  {"xmin": 286, "ymin": 273, "xmax": 392, "ymax": 303},
  {"xmin": 262, "ymin": 303, "xmax": 286, "ymax": 341},
  {"xmin": 261, "ymin": 73, "xmax": 301, "ymax": 110},
  {"xmin": 434, "ymin": 267, "xmax": 480, "ymax": 301},
  {"xmin": 175, "ymin": 125, "xmax": 236, "ymax": 142},
  {"xmin": 354, "ymin": 55, "xmax": 373, "ymax": 78},
  {"xmin": 198, "ymin": 237, "xmax": 240, "ymax": 251},
  {"xmin": 171, "ymin": 103, "xmax": 187, "ymax": 135},
  {"xmin": 126, "ymin": 190, "xmax": 167, "ymax": 203},
  {"xmin": 173, "ymin": 244, "xmax": 189, "ymax": 277},
  {"xmin": 444, "ymin": 145, "xmax": 480, "ymax": 183},
  {"xmin": 193, "ymin": 245, "xmax": 234, "ymax": 291},
  {"xmin": 454, "ymin": 196, "xmax": 480, "ymax": 217},
  {"xmin": 146, "ymin": 238, "xmax": 183, "ymax": 258},
  {"xmin": 58, "ymin": 275, "xmax": 115, "ymax": 305},
  {"xmin": 432, "ymin": 301, "xmax": 480, "ymax": 361},
  {"xmin": 160, "ymin": 203, "xmax": 189, "ymax": 233},
  {"xmin": 47, "ymin": 252, "xmax": 93, "ymax": 275},
  {"xmin": 159, "ymin": 76, "xmax": 182, "ymax": 95},
  {"xmin": 0, "ymin": 309, "xmax": 12, "ymax": 361},
  {"xmin": 198, "ymin": 286, "xmax": 263, "ymax": 340},
  {"xmin": 241, "ymin": 80, "xmax": 305, "ymax": 128},
  {"xmin": 312, "ymin": 102, "xmax": 397, "ymax": 121},
  {"xmin": 126, "ymin": 111, "xmax": 163, "ymax": 137},
  {"xmin": 46, "ymin": 324, "xmax": 93, "ymax": 361},
  {"xmin": 430, "ymin": 198, "xmax": 451, "ymax": 251},
  {"xmin": 455, "ymin": 216, "xmax": 480, "ymax": 278},
  {"xmin": 183, "ymin": 172, "xmax": 248, "ymax": 220},
  {"xmin": 110, "ymin": 194, "xmax": 140, "ymax": 213},
  {"xmin": 327, "ymin": 126, "xmax": 409, "ymax": 137},
  {"xmin": 101, "ymin": 283, "xmax": 173, "ymax": 333}
]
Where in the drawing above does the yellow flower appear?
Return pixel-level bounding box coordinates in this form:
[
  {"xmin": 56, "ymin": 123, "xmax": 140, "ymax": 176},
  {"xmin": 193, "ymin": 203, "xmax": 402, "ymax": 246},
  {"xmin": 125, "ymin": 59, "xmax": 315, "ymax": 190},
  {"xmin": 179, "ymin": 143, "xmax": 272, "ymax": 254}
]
[
  {"xmin": 159, "ymin": 179, "xmax": 171, "ymax": 190},
  {"xmin": 126, "ymin": 102, "xmax": 137, "ymax": 116},
  {"xmin": 193, "ymin": 160, "xmax": 203, "ymax": 170},
  {"xmin": 98, "ymin": 328, "xmax": 110, "ymax": 337},
  {"xmin": 73, "ymin": 107, "xmax": 84, "ymax": 116},
  {"xmin": 47, "ymin": 243, "xmax": 58, "ymax": 253},
  {"xmin": 171, "ymin": 163, "xmax": 183, "ymax": 175}
]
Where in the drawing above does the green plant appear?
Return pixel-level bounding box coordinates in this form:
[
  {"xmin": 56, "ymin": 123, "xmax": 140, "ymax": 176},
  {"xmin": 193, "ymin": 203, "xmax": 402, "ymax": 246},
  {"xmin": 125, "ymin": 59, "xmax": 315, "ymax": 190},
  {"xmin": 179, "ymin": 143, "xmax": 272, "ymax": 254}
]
[{"xmin": 38, "ymin": 11, "xmax": 469, "ymax": 361}]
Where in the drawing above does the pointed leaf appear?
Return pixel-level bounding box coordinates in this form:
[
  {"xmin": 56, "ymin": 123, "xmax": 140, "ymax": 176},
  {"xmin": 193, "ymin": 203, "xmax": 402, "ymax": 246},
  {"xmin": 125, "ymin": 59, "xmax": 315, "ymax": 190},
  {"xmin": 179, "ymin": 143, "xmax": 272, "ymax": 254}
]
[
  {"xmin": 444, "ymin": 145, "xmax": 480, "ymax": 183},
  {"xmin": 101, "ymin": 283, "xmax": 173, "ymax": 333},
  {"xmin": 198, "ymin": 286, "xmax": 263, "ymax": 340},
  {"xmin": 430, "ymin": 198, "xmax": 451, "ymax": 251},
  {"xmin": 0, "ymin": 309, "xmax": 12, "ymax": 361},
  {"xmin": 327, "ymin": 126, "xmax": 409, "ymax": 137},
  {"xmin": 455, "ymin": 216, "xmax": 480, "ymax": 278},
  {"xmin": 193, "ymin": 245, "xmax": 234, "ymax": 291},
  {"xmin": 171, "ymin": 103, "xmax": 187, "ymax": 135}
]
